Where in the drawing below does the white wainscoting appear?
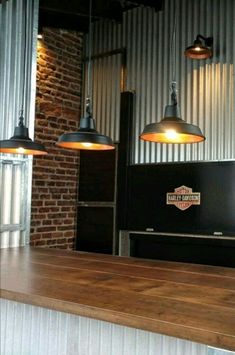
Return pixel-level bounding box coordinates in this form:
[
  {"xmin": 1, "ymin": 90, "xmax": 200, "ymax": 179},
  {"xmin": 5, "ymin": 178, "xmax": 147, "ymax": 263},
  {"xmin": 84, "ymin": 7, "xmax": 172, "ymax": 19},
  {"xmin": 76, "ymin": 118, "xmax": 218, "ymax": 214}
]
[{"xmin": 0, "ymin": 298, "xmax": 211, "ymax": 355}]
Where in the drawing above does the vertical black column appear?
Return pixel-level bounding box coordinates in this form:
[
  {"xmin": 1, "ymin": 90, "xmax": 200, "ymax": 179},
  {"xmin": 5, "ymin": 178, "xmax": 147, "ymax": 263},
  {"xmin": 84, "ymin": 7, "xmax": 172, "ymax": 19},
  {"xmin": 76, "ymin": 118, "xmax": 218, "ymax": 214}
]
[{"xmin": 116, "ymin": 91, "xmax": 134, "ymax": 250}]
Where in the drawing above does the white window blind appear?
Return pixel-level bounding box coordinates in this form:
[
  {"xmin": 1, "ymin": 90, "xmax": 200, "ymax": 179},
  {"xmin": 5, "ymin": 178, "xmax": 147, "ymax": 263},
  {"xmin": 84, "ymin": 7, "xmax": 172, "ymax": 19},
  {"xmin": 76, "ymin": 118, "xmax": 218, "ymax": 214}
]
[{"xmin": 0, "ymin": 0, "xmax": 38, "ymax": 248}]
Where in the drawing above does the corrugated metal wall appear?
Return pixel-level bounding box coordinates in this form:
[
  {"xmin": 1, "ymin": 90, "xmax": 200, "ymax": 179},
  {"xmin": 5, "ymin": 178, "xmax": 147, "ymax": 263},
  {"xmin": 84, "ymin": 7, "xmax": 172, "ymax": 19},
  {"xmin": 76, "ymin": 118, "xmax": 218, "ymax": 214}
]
[
  {"xmin": 83, "ymin": 52, "xmax": 123, "ymax": 142},
  {"xmin": 86, "ymin": 0, "xmax": 235, "ymax": 164},
  {"xmin": 0, "ymin": 0, "xmax": 38, "ymax": 247},
  {"xmin": 1, "ymin": 299, "xmax": 209, "ymax": 355}
]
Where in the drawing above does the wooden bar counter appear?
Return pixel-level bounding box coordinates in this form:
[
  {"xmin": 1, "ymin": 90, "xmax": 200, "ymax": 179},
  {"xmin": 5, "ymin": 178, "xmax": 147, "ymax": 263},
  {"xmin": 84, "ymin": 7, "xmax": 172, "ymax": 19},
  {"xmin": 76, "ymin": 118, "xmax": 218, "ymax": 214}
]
[{"xmin": 1, "ymin": 246, "xmax": 235, "ymax": 351}]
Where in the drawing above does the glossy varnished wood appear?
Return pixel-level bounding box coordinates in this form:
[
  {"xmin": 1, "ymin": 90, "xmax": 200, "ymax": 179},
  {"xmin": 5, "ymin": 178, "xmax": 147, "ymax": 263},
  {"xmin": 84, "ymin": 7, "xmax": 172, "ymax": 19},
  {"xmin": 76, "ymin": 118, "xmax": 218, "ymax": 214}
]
[{"xmin": 1, "ymin": 247, "xmax": 235, "ymax": 351}]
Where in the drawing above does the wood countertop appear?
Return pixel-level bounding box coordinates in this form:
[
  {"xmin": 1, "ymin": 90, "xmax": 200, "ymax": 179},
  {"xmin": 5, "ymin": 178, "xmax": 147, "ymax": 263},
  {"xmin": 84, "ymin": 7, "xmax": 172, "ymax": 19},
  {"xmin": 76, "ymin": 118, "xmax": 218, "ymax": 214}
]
[{"xmin": 1, "ymin": 247, "xmax": 235, "ymax": 351}]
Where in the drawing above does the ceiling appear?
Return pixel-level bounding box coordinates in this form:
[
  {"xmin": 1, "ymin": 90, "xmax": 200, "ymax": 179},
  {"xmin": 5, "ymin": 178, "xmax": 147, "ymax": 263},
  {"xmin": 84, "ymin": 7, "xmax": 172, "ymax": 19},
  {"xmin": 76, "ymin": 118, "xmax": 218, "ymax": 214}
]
[{"xmin": 39, "ymin": 0, "xmax": 164, "ymax": 32}]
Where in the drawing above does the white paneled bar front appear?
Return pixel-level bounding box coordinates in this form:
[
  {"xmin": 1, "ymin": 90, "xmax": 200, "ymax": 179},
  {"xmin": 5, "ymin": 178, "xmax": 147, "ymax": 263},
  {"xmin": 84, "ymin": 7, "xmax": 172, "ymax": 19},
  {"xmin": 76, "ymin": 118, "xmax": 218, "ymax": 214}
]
[
  {"xmin": 1, "ymin": 299, "xmax": 231, "ymax": 355},
  {"xmin": 0, "ymin": 299, "xmax": 209, "ymax": 355}
]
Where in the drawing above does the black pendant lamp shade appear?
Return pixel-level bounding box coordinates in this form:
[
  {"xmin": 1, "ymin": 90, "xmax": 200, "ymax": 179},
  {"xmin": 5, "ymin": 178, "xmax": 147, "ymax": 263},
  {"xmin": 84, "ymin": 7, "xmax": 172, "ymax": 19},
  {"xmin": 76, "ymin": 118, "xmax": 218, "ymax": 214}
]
[
  {"xmin": 57, "ymin": 100, "xmax": 114, "ymax": 150},
  {"xmin": 184, "ymin": 35, "xmax": 213, "ymax": 60},
  {"xmin": 140, "ymin": 83, "xmax": 205, "ymax": 144},
  {"xmin": 140, "ymin": 104, "xmax": 205, "ymax": 144},
  {"xmin": 0, "ymin": 114, "xmax": 47, "ymax": 155}
]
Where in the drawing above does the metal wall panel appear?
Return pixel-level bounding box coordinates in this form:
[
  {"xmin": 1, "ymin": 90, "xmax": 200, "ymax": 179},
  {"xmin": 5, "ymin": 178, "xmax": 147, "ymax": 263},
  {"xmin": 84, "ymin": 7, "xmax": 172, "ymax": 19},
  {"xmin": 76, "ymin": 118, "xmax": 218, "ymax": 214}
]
[
  {"xmin": 84, "ymin": 24, "xmax": 127, "ymax": 144},
  {"xmin": 88, "ymin": 0, "xmax": 235, "ymax": 164},
  {"xmin": 0, "ymin": 160, "xmax": 27, "ymax": 248},
  {"xmin": 1, "ymin": 299, "xmax": 209, "ymax": 355},
  {"xmin": 0, "ymin": 0, "xmax": 38, "ymax": 247},
  {"xmin": 83, "ymin": 51, "xmax": 123, "ymax": 143}
]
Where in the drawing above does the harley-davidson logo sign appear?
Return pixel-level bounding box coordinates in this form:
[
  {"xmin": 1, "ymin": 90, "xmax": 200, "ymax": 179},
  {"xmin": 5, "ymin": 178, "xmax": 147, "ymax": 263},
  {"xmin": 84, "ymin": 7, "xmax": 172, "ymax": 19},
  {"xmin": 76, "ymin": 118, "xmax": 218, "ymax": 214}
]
[{"xmin": 166, "ymin": 185, "xmax": 201, "ymax": 211}]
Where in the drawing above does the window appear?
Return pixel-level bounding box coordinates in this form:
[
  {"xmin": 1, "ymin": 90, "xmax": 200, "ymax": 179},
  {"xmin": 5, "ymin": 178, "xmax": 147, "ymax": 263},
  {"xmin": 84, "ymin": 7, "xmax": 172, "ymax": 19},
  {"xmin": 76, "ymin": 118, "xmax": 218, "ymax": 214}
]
[{"xmin": 0, "ymin": 0, "xmax": 37, "ymax": 248}]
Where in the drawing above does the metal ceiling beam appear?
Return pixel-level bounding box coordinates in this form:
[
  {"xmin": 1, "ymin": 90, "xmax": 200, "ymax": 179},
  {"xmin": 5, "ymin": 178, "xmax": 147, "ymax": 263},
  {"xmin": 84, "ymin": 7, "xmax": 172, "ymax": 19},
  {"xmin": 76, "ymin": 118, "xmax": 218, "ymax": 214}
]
[
  {"xmin": 38, "ymin": 0, "xmax": 164, "ymax": 33},
  {"xmin": 126, "ymin": 0, "xmax": 163, "ymax": 12},
  {"xmin": 39, "ymin": 0, "xmax": 123, "ymax": 22}
]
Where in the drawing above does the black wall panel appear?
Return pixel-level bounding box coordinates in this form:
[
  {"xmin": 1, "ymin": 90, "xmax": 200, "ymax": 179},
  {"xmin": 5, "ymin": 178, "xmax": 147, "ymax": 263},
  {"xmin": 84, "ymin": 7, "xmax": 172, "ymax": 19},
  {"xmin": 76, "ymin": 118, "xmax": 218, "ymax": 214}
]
[
  {"xmin": 76, "ymin": 207, "xmax": 113, "ymax": 254},
  {"xmin": 126, "ymin": 161, "xmax": 235, "ymax": 236},
  {"xmin": 130, "ymin": 234, "xmax": 235, "ymax": 267},
  {"xmin": 79, "ymin": 150, "xmax": 116, "ymax": 202}
]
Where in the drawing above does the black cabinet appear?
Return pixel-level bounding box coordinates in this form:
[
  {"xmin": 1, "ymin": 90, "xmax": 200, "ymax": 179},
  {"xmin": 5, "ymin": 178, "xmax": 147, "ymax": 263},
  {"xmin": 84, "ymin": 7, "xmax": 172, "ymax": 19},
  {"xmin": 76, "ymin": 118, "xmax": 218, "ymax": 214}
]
[
  {"xmin": 79, "ymin": 150, "xmax": 116, "ymax": 202},
  {"xmin": 76, "ymin": 92, "xmax": 134, "ymax": 254},
  {"xmin": 76, "ymin": 149, "xmax": 116, "ymax": 254},
  {"xmin": 77, "ymin": 207, "xmax": 114, "ymax": 254}
]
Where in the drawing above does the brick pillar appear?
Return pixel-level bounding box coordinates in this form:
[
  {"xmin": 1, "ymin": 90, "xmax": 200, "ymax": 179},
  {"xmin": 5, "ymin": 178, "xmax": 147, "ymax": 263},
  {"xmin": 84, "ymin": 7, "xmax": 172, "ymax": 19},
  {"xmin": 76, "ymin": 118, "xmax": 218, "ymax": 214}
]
[{"xmin": 30, "ymin": 28, "xmax": 83, "ymax": 249}]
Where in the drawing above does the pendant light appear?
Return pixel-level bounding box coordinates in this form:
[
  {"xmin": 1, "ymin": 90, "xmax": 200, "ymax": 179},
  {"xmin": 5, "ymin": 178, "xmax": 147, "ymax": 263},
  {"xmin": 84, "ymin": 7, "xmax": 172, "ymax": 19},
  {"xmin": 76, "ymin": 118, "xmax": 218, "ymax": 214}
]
[
  {"xmin": 184, "ymin": 34, "xmax": 213, "ymax": 60},
  {"xmin": 140, "ymin": 82, "xmax": 205, "ymax": 144},
  {"xmin": 0, "ymin": 1, "xmax": 47, "ymax": 156},
  {"xmin": 56, "ymin": 0, "xmax": 115, "ymax": 151},
  {"xmin": 140, "ymin": 3, "xmax": 205, "ymax": 144}
]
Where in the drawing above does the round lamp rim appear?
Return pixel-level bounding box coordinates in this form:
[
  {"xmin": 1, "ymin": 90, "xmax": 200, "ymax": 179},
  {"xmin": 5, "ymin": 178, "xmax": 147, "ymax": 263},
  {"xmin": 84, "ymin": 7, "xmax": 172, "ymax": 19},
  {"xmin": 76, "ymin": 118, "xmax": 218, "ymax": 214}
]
[
  {"xmin": 184, "ymin": 45, "xmax": 213, "ymax": 59},
  {"xmin": 56, "ymin": 131, "xmax": 115, "ymax": 150},
  {"xmin": 0, "ymin": 138, "xmax": 48, "ymax": 155},
  {"xmin": 140, "ymin": 120, "xmax": 205, "ymax": 143}
]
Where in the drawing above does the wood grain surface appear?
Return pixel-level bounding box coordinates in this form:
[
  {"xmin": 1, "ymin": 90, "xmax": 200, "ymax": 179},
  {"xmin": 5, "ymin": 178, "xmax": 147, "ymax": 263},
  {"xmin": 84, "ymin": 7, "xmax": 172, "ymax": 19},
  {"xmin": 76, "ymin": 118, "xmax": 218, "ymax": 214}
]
[{"xmin": 1, "ymin": 247, "xmax": 235, "ymax": 351}]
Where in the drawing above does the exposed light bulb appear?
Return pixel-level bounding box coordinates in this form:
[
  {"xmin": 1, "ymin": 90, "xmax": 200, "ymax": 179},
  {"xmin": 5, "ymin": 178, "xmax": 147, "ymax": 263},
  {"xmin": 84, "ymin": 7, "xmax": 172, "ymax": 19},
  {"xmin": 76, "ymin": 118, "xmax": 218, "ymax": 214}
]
[
  {"xmin": 81, "ymin": 142, "xmax": 93, "ymax": 148},
  {"xmin": 17, "ymin": 147, "xmax": 26, "ymax": 154},
  {"xmin": 165, "ymin": 129, "xmax": 178, "ymax": 140}
]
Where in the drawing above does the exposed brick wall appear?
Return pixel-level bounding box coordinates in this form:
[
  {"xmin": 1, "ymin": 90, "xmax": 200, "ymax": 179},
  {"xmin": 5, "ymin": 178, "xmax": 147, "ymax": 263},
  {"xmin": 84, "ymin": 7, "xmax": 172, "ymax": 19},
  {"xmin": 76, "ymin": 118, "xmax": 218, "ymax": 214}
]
[{"xmin": 30, "ymin": 28, "xmax": 83, "ymax": 249}]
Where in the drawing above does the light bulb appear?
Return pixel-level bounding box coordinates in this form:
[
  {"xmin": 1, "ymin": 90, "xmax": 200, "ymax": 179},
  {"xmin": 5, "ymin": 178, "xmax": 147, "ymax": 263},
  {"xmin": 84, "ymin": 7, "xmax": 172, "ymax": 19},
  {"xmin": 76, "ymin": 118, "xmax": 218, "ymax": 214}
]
[
  {"xmin": 81, "ymin": 142, "xmax": 93, "ymax": 148},
  {"xmin": 165, "ymin": 129, "xmax": 178, "ymax": 140},
  {"xmin": 17, "ymin": 147, "xmax": 26, "ymax": 154}
]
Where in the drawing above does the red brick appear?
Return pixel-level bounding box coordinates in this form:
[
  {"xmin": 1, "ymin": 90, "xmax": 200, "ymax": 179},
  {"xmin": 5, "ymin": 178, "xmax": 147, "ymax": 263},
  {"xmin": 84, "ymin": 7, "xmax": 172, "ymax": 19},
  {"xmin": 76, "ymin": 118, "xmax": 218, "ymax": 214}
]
[
  {"xmin": 56, "ymin": 238, "xmax": 67, "ymax": 244},
  {"xmin": 37, "ymin": 226, "xmax": 57, "ymax": 233},
  {"xmin": 35, "ymin": 240, "xmax": 47, "ymax": 246},
  {"xmin": 42, "ymin": 220, "xmax": 52, "ymax": 225},
  {"xmin": 46, "ymin": 239, "xmax": 57, "ymax": 245}
]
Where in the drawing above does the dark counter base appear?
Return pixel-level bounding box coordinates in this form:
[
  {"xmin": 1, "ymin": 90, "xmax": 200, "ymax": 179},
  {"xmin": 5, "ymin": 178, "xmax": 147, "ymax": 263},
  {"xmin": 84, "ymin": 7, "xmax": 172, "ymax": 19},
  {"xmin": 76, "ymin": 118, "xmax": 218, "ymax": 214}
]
[{"xmin": 130, "ymin": 233, "xmax": 235, "ymax": 267}]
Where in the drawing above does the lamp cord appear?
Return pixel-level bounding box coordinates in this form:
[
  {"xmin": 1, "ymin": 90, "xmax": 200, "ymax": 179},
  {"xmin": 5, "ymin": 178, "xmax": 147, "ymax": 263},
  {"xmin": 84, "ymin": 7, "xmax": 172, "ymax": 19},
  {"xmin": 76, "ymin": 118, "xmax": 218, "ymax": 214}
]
[
  {"xmin": 170, "ymin": 0, "xmax": 177, "ymax": 104},
  {"xmin": 86, "ymin": 0, "xmax": 92, "ymax": 116},
  {"xmin": 19, "ymin": 0, "xmax": 27, "ymax": 127},
  {"xmin": 170, "ymin": 14, "xmax": 177, "ymax": 83}
]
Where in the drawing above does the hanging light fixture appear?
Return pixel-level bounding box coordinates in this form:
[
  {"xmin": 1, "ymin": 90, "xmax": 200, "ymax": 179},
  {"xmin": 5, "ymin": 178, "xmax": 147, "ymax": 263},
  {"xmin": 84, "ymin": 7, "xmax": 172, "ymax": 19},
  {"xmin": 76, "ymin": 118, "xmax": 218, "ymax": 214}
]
[
  {"xmin": 140, "ymin": 2, "xmax": 205, "ymax": 144},
  {"xmin": 0, "ymin": 112, "xmax": 48, "ymax": 155},
  {"xmin": 184, "ymin": 34, "xmax": 213, "ymax": 60},
  {"xmin": 56, "ymin": 0, "xmax": 115, "ymax": 151},
  {"xmin": 140, "ymin": 82, "xmax": 205, "ymax": 143},
  {"xmin": 0, "ymin": 0, "xmax": 47, "ymax": 156}
]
